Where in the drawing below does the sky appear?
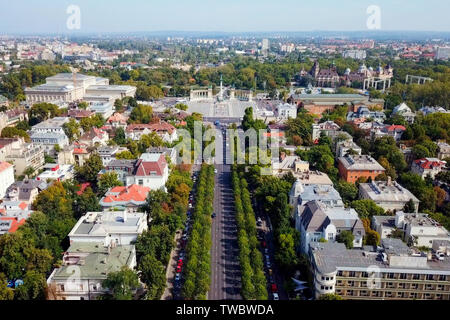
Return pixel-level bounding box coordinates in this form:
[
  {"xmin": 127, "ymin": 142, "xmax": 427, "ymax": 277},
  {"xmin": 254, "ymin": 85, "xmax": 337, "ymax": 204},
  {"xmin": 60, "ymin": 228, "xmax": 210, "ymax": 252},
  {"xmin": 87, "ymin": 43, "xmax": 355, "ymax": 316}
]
[{"xmin": 0, "ymin": 0, "xmax": 449, "ymax": 34}]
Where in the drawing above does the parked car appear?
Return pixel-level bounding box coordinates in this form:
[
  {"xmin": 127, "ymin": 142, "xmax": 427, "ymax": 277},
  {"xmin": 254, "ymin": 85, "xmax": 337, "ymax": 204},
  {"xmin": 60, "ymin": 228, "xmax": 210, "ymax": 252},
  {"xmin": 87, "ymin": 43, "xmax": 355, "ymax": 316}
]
[
  {"xmin": 264, "ymin": 248, "xmax": 269, "ymax": 255},
  {"xmin": 265, "ymin": 255, "xmax": 270, "ymax": 261},
  {"xmin": 211, "ymin": 213, "xmax": 216, "ymax": 218},
  {"xmin": 266, "ymin": 261, "xmax": 271, "ymax": 269},
  {"xmin": 261, "ymin": 241, "xmax": 267, "ymax": 248},
  {"xmin": 214, "ymin": 169, "xmax": 218, "ymax": 174},
  {"xmin": 268, "ymin": 276, "xmax": 275, "ymax": 284},
  {"xmin": 257, "ymin": 217, "xmax": 262, "ymax": 226},
  {"xmin": 175, "ymin": 273, "xmax": 181, "ymax": 282},
  {"xmin": 273, "ymin": 293, "xmax": 279, "ymax": 300},
  {"xmin": 176, "ymin": 265, "xmax": 182, "ymax": 273},
  {"xmin": 268, "ymin": 269, "xmax": 273, "ymax": 276},
  {"xmin": 177, "ymin": 259, "xmax": 183, "ymax": 265},
  {"xmin": 179, "ymin": 251, "xmax": 184, "ymax": 259},
  {"xmin": 271, "ymin": 284, "xmax": 278, "ymax": 293}
]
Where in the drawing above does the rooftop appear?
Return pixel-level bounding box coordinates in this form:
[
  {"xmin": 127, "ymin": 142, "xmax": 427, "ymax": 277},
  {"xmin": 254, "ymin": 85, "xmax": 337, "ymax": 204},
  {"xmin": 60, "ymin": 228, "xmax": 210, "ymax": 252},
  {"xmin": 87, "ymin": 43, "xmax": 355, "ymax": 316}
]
[
  {"xmin": 339, "ymin": 154, "xmax": 386, "ymax": 171},
  {"xmin": 359, "ymin": 180, "xmax": 419, "ymax": 203},
  {"xmin": 311, "ymin": 240, "xmax": 450, "ymax": 275},
  {"xmin": 49, "ymin": 243, "xmax": 135, "ymax": 281}
]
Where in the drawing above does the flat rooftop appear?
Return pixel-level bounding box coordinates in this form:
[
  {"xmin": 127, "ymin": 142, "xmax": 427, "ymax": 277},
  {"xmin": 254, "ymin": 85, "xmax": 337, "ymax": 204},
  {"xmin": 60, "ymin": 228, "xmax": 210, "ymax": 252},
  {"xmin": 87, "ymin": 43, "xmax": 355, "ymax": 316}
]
[
  {"xmin": 311, "ymin": 241, "xmax": 450, "ymax": 275},
  {"xmin": 339, "ymin": 154, "xmax": 385, "ymax": 171},
  {"xmin": 49, "ymin": 243, "xmax": 135, "ymax": 280},
  {"xmin": 359, "ymin": 181, "xmax": 419, "ymax": 203}
]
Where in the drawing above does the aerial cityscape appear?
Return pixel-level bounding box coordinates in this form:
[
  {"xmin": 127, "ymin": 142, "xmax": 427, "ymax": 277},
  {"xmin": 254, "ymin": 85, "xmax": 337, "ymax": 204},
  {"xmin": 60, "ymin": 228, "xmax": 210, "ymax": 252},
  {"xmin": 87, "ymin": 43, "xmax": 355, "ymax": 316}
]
[{"xmin": 0, "ymin": 0, "xmax": 450, "ymax": 314}]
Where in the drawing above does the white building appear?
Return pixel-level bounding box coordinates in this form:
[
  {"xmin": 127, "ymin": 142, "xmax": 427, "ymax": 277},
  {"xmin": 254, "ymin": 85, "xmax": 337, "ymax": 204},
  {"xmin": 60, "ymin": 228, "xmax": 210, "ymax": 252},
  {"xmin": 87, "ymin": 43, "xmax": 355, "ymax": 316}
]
[
  {"xmin": 359, "ymin": 179, "xmax": 420, "ymax": 213},
  {"xmin": 0, "ymin": 162, "xmax": 15, "ymax": 199},
  {"xmin": 36, "ymin": 164, "xmax": 74, "ymax": 182},
  {"xmin": 336, "ymin": 140, "xmax": 362, "ymax": 158},
  {"xmin": 68, "ymin": 211, "xmax": 148, "ymax": 246},
  {"xmin": 373, "ymin": 211, "xmax": 450, "ymax": 248},
  {"xmin": 46, "ymin": 243, "xmax": 137, "ymax": 300},
  {"xmin": 412, "ymin": 158, "xmax": 447, "ymax": 179},
  {"xmin": 25, "ymin": 73, "xmax": 136, "ymax": 105},
  {"xmin": 126, "ymin": 153, "xmax": 169, "ymax": 191},
  {"xmin": 277, "ymin": 103, "xmax": 297, "ymax": 119},
  {"xmin": 297, "ymin": 200, "xmax": 365, "ymax": 254},
  {"xmin": 392, "ymin": 102, "xmax": 416, "ymax": 124},
  {"xmin": 436, "ymin": 47, "xmax": 450, "ymax": 60},
  {"xmin": 342, "ymin": 50, "xmax": 367, "ymax": 60}
]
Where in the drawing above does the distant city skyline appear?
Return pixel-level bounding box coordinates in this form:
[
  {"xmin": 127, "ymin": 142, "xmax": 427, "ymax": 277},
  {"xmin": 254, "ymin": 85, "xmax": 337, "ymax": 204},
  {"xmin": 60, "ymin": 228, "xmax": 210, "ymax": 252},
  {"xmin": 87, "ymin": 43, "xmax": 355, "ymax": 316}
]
[{"xmin": 0, "ymin": 0, "xmax": 449, "ymax": 35}]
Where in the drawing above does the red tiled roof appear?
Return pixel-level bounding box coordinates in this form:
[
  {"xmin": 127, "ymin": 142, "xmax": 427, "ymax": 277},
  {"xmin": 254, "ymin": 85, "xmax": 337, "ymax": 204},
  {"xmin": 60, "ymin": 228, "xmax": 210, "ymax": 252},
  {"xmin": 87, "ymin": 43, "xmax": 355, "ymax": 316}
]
[
  {"xmin": 0, "ymin": 217, "xmax": 26, "ymax": 233},
  {"xmin": 134, "ymin": 154, "xmax": 167, "ymax": 177},
  {"xmin": 102, "ymin": 184, "xmax": 150, "ymax": 203},
  {"xmin": 76, "ymin": 183, "xmax": 91, "ymax": 195},
  {"xmin": 126, "ymin": 121, "xmax": 175, "ymax": 135},
  {"xmin": 0, "ymin": 161, "xmax": 13, "ymax": 173},
  {"xmin": 385, "ymin": 125, "xmax": 406, "ymax": 132},
  {"xmin": 107, "ymin": 113, "xmax": 128, "ymax": 124},
  {"xmin": 414, "ymin": 158, "xmax": 446, "ymax": 169}
]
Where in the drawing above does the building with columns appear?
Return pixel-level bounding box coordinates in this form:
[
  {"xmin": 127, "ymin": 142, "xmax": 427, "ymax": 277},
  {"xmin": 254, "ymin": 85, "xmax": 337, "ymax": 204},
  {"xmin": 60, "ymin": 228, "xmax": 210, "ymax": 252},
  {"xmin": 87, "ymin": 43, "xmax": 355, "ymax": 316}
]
[{"xmin": 25, "ymin": 73, "xmax": 136, "ymax": 105}]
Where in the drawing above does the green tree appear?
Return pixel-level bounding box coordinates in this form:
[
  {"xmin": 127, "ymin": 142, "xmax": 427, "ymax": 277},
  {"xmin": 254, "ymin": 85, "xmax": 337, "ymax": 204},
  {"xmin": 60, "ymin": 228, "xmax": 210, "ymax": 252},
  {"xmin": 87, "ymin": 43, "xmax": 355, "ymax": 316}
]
[
  {"xmin": 75, "ymin": 153, "xmax": 104, "ymax": 184},
  {"xmin": 129, "ymin": 104, "xmax": 153, "ymax": 124},
  {"xmin": 138, "ymin": 254, "xmax": 166, "ymax": 300},
  {"xmin": 318, "ymin": 293, "xmax": 343, "ymax": 300},
  {"xmin": 97, "ymin": 172, "xmax": 123, "ymax": 196},
  {"xmin": 102, "ymin": 267, "xmax": 140, "ymax": 300},
  {"xmin": 336, "ymin": 180, "xmax": 358, "ymax": 204},
  {"xmin": 336, "ymin": 230, "xmax": 354, "ymax": 249},
  {"xmin": 73, "ymin": 187, "xmax": 101, "ymax": 218},
  {"xmin": 63, "ymin": 118, "xmax": 81, "ymax": 141},
  {"xmin": 0, "ymin": 273, "xmax": 14, "ymax": 300},
  {"xmin": 14, "ymin": 271, "xmax": 47, "ymax": 300},
  {"xmin": 113, "ymin": 127, "xmax": 127, "ymax": 145},
  {"xmin": 351, "ymin": 199, "xmax": 385, "ymax": 219}
]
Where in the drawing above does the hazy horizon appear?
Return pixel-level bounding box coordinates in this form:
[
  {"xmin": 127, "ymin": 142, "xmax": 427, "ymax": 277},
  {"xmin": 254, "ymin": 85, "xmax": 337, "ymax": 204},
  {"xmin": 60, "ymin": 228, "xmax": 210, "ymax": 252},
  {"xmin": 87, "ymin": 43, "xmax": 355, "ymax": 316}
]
[{"xmin": 0, "ymin": 0, "xmax": 449, "ymax": 35}]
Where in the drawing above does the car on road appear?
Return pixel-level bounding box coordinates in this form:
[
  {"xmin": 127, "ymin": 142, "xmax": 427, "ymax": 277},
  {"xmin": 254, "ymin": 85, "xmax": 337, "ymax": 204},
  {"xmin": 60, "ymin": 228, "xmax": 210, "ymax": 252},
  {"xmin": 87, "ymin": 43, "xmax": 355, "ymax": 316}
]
[
  {"xmin": 214, "ymin": 169, "xmax": 218, "ymax": 174},
  {"xmin": 182, "ymin": 235, "xmax": 188, "ymax": 241},
  {"xmin": 273, "ymin": 293, "xmax": 279, "ymax": 300},
  {"xmin": 211, "ymin": 213, "xmax": 216, "ymax": 218},
  {"xmin": 175, "ymin": 273, "xmax": 181, "ymax": 282},
  {"xmin": 257, "ymin": 217, "xmax": 262, "ymax": 226},
  {"xmin": 271, "ymin": 284, "xmax": 278, "ymax": 293}
]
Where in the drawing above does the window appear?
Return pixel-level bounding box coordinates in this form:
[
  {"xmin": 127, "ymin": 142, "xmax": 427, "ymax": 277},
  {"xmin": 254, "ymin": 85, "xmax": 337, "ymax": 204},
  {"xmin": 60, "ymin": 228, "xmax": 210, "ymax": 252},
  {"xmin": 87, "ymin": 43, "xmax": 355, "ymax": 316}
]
[
  {"xmin": 399, "ymin": 273, "xmax": 407, "ymax": 280},
  {"xmin": 439, "ymin": 275, "xmax": 446, "ymax": 281},
  {"xmin": 426, "ymin": 274, "xmax": 434, "ymax": 281},
  {"xmin": 60, "ymin": 285, "xmax": 65, "ymax": 292},
  {"xmin": 349, "ymin": 271, "xmax": 356, "ymax": 277}
]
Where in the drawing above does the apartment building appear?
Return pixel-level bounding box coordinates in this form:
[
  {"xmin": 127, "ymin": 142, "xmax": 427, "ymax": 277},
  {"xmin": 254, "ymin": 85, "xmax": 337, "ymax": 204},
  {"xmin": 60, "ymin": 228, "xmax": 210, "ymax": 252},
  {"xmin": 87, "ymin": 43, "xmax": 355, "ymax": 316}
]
[
  {"xmin": 297, "ymin": 200, "xmax": 365, "ymax": 254},
  {"xmin": 338, "ymin": 155, "xmax": 386, "ymax": 183},
  {"xmin": 372, "ymin": 211, "xmax": 450, "ymax": 248},
  {"xmin": 359, "ymin": 179, "xmax": 420, "ymax": 213},
  {"xmin": 310, "ymin": 239, "xmax": 450, "ymax": 300}
]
